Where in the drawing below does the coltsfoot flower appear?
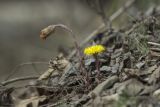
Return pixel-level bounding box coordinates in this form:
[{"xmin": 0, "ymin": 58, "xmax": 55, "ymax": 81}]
[{"xmin": 84, "ymin": 45, "xmax": 105, "ymax": 55}]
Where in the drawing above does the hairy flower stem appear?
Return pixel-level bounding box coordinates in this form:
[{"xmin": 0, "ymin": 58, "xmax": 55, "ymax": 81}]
[
  {"xmin": 94, "ymin": 55, "xmax": 100, "ymax": 79},
  {"xmin": 66, "ymin": 25, "xmax": 87, "ymax": 75},
  {"xmin": 85, "ymin": 70, "xmax": 90, "ymax": 88}
]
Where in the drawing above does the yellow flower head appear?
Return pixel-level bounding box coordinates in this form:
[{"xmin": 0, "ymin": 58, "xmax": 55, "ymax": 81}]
[{"xmin": 84, "ymin": 45, "xmax": 105, "ymax": 55}]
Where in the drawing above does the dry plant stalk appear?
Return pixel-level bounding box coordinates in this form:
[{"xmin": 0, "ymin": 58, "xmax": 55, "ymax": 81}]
[
  {"xmin": 40, "ymin": 24, "xmax": 81, "ymax": 58},
  {"xmin": 39, "ymin": 24, "xmax": 82, "ymax": 80},
  {"xmin": 40, "ymin": 24, "xmax": 78, "ymax": 47},
  {"xmin": 40, "ymin": 24, "xmax": 87, "ymax": 78}
]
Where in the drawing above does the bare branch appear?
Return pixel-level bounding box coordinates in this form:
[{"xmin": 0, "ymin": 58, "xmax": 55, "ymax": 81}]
[
  {"xmin": 1, "ymin": 76, "xmax": 39, "ymax": 86},
  {"xmin": 68, "ymin": 0, "xmax": 135, "ymax": 59},
  {"xmin": 5, "ymin": 62, "xmax": 48, "ymax": 81}
]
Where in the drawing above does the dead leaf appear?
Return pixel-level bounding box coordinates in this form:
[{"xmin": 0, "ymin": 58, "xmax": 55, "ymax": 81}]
[
  {"xmin": 124, "ymin": 68, "xmax": 139, "ymax": 76},
  {"xmin": 136, "ymin": 61, "xmax": 145, "ymax": 69},
  {"xmin": 59, "ymin": 63, "xmax": 77, "ymax": 85},
  {"xmin": 139, "ymin": 65, "xmax": 157, "ymax": 76},
  {"xmin": 150, "ymin": 51, "xmax": 160, "ymax": 57},
  {"xmin": 38, "ymin": 54, "xmax": 69, "ymax": 80},
  {"xmin": 153, "ymin": 89, "xmax": 160, "ymax": 100},
  {"xmin": 100, "ymin": 66, "xmax": 111, "ymax": 72},
  {"xmin": 148, "ymin": 66, "xmax": 160, "ymax": 84},
  {"xmin": 38, "ymin": 68, "xmax": 55, "ymax": 80},
  {"xmin": 49, "ymin": 54, "xmax": 69, "ymax": 71},
  {"xmin": 88, "ymin": 76, "xmax": 118, "ymax": 97},
  {"xmin": 84, "ymin": 94, "xmax": 119, "ymax": 107},
  {"xmin": 15, "ymin": 96, "xmax": 46, "ymax": 107},
  {"xmin": 140, "ymin": 86, "xmax": 154, "ymax": 95},
  {"xmin": 124, "ymin": 79, "xmax": 144, "ymax": 96},
  {"xmin": 0, "ymin": 87, "xmax": 14, "ymax": 105},
  {"xmin": 111, "ymin": 63, "xmax": 119, "ymax": 73}
]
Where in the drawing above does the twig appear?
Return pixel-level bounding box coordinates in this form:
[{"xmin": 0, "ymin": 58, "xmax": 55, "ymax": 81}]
[
  {"xmin": 145, "ymin": 5, "xmax": 156, "ymax": 16},
  {"xmin": 125, "ymin": 22, "xmax": 140, "ymax": 35},
  {"xmin": 5, "ymin": 62, "xmax": 48, "ymax": 81},
  {"xmin": 86, "ymin": 0, "xmax": 111, "ymax": 27},
  {"xmin": 125, "ymin": 16, "xmax": 150, "ymax": 35},
  {"xmin": 38, "ymin": 68, "xmax": 55, "ymax": 80},
  {"xmin": 150, "ymin": 51, "xmax": 160, "ymax": 57},
  {"xmin": 98, "ymin": 0, "xmax": 111, "ymax": 28},
  {"xmin": 31, "ymin": 63, "xmax": 41, "ymax": 75},
  {"xmin": 148, "ymin": 41, "xmax": 160, "ymax": 47},
  {"xmin": 69, "ymin": 0, "xmax": 135, "ymax": 59},
  {"xmin": 150, "ymin": 48, "xmax": 160, "ymax": 52},
  {"xmin": 1, "ymin": 76, "xmax": 39, "ymax": 86}
]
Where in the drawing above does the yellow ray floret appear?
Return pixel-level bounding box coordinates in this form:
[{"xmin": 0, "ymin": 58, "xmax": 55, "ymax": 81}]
[{"xmin": 84, "ymin": 45, "xmax": 105, "ymax": 55}]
